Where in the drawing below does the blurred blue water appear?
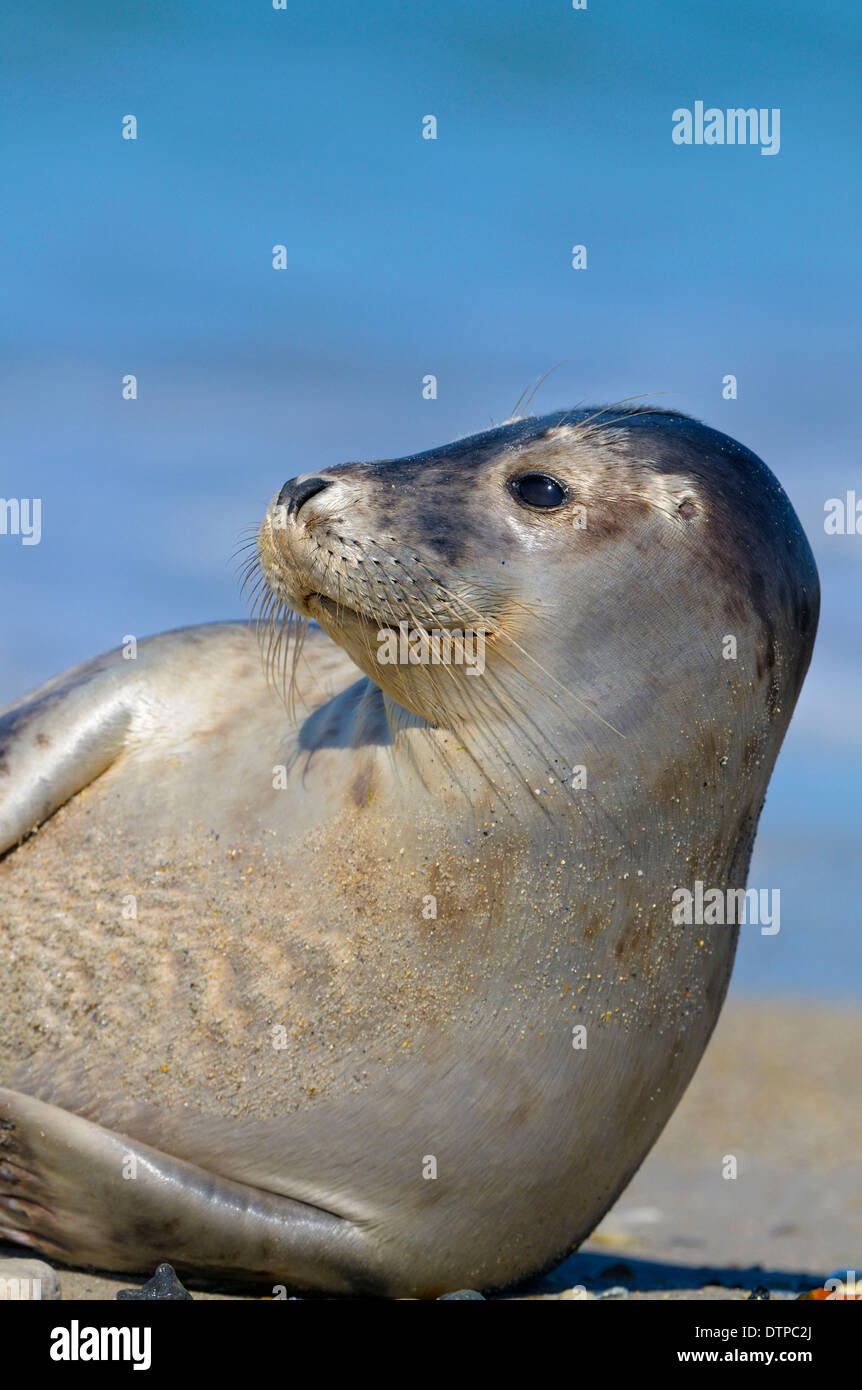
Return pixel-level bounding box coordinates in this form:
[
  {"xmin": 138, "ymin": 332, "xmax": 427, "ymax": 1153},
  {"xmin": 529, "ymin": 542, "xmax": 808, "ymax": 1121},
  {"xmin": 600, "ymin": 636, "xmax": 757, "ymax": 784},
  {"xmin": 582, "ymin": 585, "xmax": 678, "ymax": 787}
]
[{"xmin": 0, "ymin": 1, "xmax": 859, "ymax": 994}]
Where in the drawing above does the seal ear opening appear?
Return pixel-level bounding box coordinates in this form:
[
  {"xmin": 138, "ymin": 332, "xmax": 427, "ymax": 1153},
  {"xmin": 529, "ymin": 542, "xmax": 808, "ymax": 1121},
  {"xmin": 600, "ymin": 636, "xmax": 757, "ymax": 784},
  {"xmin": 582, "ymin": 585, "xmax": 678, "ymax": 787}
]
[{"xmin": 677, "ymin": 498, "xmax": 697, "ymax": 519}]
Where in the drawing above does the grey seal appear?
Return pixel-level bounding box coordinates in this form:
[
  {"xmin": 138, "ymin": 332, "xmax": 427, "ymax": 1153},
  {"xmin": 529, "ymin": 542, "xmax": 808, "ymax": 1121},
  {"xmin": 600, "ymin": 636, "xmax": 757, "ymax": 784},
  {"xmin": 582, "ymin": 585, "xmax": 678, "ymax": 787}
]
[{"xmin": 0, "ymin": 406, "xmax": 818, "ymax": 1296}]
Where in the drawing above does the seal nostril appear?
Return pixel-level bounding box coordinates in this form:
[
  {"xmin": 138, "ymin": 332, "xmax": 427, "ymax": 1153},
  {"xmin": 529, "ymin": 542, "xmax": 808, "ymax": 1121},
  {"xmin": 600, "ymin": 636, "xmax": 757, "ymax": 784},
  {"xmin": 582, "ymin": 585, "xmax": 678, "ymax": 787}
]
[{"xmin": 276, "ymin": 475, "xmax": 334, "ymax": 516}]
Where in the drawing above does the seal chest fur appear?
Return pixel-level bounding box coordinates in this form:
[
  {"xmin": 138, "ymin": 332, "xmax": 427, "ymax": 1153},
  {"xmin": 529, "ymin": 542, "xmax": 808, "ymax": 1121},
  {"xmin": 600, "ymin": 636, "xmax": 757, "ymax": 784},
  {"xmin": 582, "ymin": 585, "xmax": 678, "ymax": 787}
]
[{"xmin": 0, "ymin": 407, "xmax": 818, "ymax": 1296}]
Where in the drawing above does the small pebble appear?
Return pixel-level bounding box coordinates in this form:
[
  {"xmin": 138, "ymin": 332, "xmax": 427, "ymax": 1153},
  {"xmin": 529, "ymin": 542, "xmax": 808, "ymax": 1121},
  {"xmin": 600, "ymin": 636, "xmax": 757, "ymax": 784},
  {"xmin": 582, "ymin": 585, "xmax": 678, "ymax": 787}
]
[
  {"xmin": 748, "ymin": 1286, "xmax": 770, "ymax": 1300},
  {"xmin": 116, "ymin": 1262, "xmax": 193, "ymax": 1300},
  {"xmin": 437, "ymin": 1289, "xmax": 486, "ymax": 1300}
]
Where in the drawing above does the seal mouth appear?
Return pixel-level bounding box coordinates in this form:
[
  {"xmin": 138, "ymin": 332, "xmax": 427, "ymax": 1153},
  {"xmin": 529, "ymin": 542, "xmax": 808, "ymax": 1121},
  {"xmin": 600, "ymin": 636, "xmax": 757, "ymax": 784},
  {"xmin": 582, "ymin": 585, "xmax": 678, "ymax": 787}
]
[
  {"xmin": 247, "ymin": 511, "xmax": 510, "ymax": 722},
  {"xmin": 305, "ymin": 589, "xmax": 436, "ymax": 636},
  {"xmin": 306, "ymin": 592, "xmax": 378, "ymax": 627},
  {"xmin": 306, "ymin": 591, "xmax": 483, "ymax": 639}
]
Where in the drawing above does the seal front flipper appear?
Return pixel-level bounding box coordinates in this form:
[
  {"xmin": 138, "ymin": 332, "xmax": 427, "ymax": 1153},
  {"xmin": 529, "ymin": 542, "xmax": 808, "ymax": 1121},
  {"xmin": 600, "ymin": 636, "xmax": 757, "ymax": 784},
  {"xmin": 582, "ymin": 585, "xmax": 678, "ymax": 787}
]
[
  {"xmin": 0, "ymin": 1087, "xmax": 377, "ymax": 1293},
  {"xmin": 0, "ymin": 651, "xmax": 135, "ymax": 855},
  {"xmin": 0, "ymin": 621, "xmax": 263, "ymax": 856}
]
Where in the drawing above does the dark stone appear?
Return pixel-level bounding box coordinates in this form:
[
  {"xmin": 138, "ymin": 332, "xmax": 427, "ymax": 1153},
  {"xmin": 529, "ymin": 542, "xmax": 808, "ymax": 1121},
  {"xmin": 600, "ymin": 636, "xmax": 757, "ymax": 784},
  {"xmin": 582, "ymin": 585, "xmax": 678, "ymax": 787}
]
[{"xmin": 116, "ymin": 1263, "xmax": 193, "ymax": 1300}]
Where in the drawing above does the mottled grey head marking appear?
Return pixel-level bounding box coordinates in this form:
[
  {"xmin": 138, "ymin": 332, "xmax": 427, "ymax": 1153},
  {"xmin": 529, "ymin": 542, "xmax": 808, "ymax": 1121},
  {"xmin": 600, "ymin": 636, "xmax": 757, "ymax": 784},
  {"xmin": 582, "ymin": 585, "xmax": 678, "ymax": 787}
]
[{"xmin": 246, "ymin": 405, "xmax": 818, "ymax": 817}]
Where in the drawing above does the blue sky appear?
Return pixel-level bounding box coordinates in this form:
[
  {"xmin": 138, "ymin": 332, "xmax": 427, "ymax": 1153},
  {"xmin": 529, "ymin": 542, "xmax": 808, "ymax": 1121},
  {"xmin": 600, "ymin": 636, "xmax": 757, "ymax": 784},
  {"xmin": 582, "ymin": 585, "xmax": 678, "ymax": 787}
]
[{"xmin": 1, "ymin": 1, "xmax": 859, "ymax": 993}]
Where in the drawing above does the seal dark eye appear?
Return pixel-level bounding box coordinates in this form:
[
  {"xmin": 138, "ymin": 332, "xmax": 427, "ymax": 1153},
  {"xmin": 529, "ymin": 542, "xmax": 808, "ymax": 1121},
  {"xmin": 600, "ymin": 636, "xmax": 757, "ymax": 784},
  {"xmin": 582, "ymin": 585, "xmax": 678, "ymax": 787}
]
[{"xmin": 509, "ymin": 473, "xmax": 568, "ymax": 510}]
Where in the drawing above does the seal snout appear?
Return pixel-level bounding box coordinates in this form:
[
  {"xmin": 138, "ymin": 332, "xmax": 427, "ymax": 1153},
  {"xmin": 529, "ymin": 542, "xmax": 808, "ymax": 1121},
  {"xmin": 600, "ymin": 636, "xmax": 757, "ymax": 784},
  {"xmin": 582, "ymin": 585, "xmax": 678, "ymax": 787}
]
[{"xmin": 276, "ymin": 474, "xmax": 334, "ymax": 517}]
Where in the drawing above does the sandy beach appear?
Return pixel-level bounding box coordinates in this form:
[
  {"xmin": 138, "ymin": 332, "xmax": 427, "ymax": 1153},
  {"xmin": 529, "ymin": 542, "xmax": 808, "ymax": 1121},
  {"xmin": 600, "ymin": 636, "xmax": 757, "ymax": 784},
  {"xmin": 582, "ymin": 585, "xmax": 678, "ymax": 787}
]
[
  {"xmin": 3, "ymin": 995, "xmax": 857, "ymax": 1301},
  {"xmin": 533, "ymin": 995, "xmax": 861, "ymax": 1300}
]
